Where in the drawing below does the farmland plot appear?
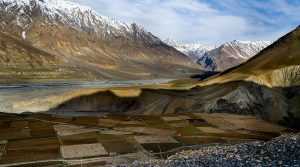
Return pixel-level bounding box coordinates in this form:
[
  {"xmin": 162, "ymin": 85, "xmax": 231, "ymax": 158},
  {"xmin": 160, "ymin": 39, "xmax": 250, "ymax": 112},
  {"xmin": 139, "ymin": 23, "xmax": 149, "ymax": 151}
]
[
  {"xmin": 61, "ymin": 143, "xmax": 108, "ymax": 159},
  {"xmin": 0, "ymin": 147, "xmax": 61, "ymax": 164},
  {"xmin": 0, "ymin": 128, "xmax": 30, "ymax": 140}
]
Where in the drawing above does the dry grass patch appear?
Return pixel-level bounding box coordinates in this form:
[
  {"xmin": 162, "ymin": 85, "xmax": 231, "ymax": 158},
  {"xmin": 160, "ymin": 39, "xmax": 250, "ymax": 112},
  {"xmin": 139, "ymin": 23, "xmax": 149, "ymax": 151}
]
[
  {"xmin": 216, "ymin": 113, "xmax": 256, "ymax": 119},
  {"xmin": 54, "ymin": 124, "xmax": 81, "ymax": 132},
  {"xmin": 10, "ymin": 121, "xmax": 29, "ymax": 128},
  {"xmin": 0, "ymin": 128, "xmax": 30, "ymax": 140},
  {"xmin": 233, "ymin": 120, "xmax": 286, "ymax": 132},
  {"xmin": 194, "ymin": 113, "xmax": 243, "ymax": 130},
  {"xmin": 162, "ymin": 117, "xmax": 182, "ymax": 122},
  {"xmin": 113, "ymin": 127, "xmax": 145, "ymax": 134},
  {"xmin": 68, "ymin": 161, "xmax": 107, "ymax": 167},
  {"xmin": 134, "ymin": 135, "xmax": 179, "ymax": 144},
  {"xmin": 29, "ymin": 121, "xmax": 55, "ymax": 129},
  {"xmin": 54, "ymin": 124, "xmax": 98, "ymax": 137},
  {"xmin": 60, "ymin": 143, "xmax": 108, "ymax": 159},
  {"xmin": 178, "ymin": 115, "xmax": 192, "ymax": 120},
  {"xmin": 175, "ymin": 136, "xmax": 226, "ymax": 145},
  {"xmin": 59, "ymin": 132, "xmax": 99, "ymax": 146},
  {"xmin": 252, "ymin": 131, "xmax": 281, "ymax": 138},
  {"xmin": 0, "ymin": 140, "xmax": 7, "ymax": 145},
  {"xmin": 0, "ymin": 121, "xmax": 12, "ymax": 129},
  {"xmin": 0, "ymin": 144, "xmax": 5, "ymax": 152},
  {"xmin": 73, "ymin": 116, "xmax": 99, "ymax": 126},
  {"xmin": 141, "ymin": 143, "xmax": 182, "ymax": 156},
  {"xmin": 30, "ymin": 113, "xmax": 53, "ymax": 120},
  {"xmin": 7, "ymin": 137, "xmax": 60, "ymax": 150},
  {"xmin": 30, "ymin": 128, "xmax": 57, "ymax": 138},
  {"xmin": 99, "ymin": 129, "xmax": 132, "ymax": 135},
  {"xmin": 126, "ymin": 115, "xmax": 169, "ymax": 128},
  {"xmin": 98, "ymin": 118, "xmax": 123, "ymax": 128},
  {"xmin": 4, "ymin": 161, "xmax": 65, "ymax": 167},
  {"xmin": 30, "ymin": 123, "xmax": 56, "ymax": 138},
  {"xmin": 168, "ymin": 120, "xmax": 190, "ymax": 127},
  {"xmin": 197, "ymin": 127, "xmax": 228, "ymax": 134},
  {"xmin": 113, "ymin": 127, "xmax": 175, "ymax": 135},
  {"xmin": 195, "ymin": 113, "xmax": 286, "ymax": 132},
  {"xmin": 222, "ymin": 137, "xmax": 255, "ymax": 142},
  {"xmin": 0, "ymin": 147, "xmax": 61, "ymax": 164},
  {"xmin": 120, "ymin": 120, "xmax": 144, "ymax": 125},
  {"xmin": 98, "ymin": 135, "xmax": 138, "ymax": 154},
  {"xmin": 175, "ymin": 126, "xmax": 207, "ymax": 136},
  {"xmin": 142, "ymin": 127, "xmax": 175, "ymax": 135}
]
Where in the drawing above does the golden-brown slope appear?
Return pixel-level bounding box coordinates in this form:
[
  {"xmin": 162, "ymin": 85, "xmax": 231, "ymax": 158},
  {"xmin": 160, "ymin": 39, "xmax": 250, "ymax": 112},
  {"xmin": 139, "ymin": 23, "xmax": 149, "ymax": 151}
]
[
  {"xmin": 24, "ymin": 24, "xmax": 203, "ymax": 80},
  {"xmin": 0, "ymin": 32, "xmax": 83, "ymax": 83}
]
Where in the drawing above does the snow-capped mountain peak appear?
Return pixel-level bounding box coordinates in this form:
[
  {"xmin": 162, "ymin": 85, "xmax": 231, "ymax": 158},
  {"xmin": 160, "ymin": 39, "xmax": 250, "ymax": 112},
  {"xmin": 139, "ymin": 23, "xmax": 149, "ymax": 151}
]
[
  {"xmin": 221, "ymin": 40, "xmax": 273, "ymax": 59},
  {"xmin": 1, "ymin": 0, "xmax": 160, "ymax": 44},
  {"xmin": 2, "ymin": 0, "xmax": 130, "ymax": 30},
  {"xmin": 197, "ymin": 40, "xmax": 273, "ymax": 71}
]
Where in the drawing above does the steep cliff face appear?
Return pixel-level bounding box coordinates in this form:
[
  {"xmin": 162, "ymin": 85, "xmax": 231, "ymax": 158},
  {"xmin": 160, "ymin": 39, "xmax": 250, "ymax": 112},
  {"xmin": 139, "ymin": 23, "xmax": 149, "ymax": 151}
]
[{"xmin": 0, "ymin": 0, "xmax": 202, "ymax": 82}]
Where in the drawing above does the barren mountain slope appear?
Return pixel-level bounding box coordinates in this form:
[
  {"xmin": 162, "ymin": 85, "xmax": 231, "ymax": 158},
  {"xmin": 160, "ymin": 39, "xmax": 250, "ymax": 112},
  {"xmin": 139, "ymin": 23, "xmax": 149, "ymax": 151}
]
[{"xmin": 0, "ymin": 31, "xmax": 84, "ymax": 83}]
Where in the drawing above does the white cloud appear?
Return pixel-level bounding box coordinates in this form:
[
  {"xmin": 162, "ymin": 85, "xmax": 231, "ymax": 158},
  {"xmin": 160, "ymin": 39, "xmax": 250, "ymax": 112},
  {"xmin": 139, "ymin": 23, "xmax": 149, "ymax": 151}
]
[{"xmin": 76, "ymin": 0, "xmax": 298, "ymax": 44}]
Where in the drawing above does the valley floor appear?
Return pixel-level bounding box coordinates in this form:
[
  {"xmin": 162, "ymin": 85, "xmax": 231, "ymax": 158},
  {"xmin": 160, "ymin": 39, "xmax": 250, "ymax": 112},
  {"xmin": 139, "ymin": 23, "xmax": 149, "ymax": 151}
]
[
  {"xmin": 0, "ymin": 112, "xmax": 297, "ymax": 166},
  {"xmin": 0, "ymin": 79, "xmax": 173, "ymax": 113}
]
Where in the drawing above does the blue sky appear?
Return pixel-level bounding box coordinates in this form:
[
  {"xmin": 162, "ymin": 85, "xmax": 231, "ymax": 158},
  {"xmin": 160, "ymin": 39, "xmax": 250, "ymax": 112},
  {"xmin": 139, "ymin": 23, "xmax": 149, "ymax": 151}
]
[{"xmin": 76, "ymin": 0, "xmax": 300, "ymax": 45}]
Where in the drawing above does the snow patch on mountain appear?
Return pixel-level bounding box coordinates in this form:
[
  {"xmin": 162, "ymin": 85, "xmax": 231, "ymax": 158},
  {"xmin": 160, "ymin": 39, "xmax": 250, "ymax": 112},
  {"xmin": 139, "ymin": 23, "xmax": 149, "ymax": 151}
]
[
  {"xmin": 22, "ymin": 30, "xmax": 26, "ymax": 39},
  {"xmin": 163, "ymin": 38, "xmax": 217, "ymax": 61}
]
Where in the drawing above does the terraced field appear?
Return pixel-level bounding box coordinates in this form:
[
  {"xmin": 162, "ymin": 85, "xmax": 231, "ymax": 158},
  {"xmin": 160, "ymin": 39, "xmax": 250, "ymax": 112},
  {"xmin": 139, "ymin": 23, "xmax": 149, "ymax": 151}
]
[{"xmin": 0, "ymin": 112, "xmax": 295, "ymax": 166}]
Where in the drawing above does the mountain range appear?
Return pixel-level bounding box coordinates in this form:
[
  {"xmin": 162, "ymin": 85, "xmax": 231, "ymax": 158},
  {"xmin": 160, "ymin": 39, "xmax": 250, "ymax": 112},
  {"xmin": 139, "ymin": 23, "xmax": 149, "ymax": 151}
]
[
  {"xmin": 0, "ymin": 0, "xmax": 278, "ymax": 84},
  {"xmin": 0, "ymin": 0, "xmax": 203, "ymax": 83},
  {"xmin": 164, "ymin": 38, "xmax": 272, "ymax": 71}
]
